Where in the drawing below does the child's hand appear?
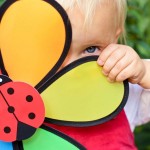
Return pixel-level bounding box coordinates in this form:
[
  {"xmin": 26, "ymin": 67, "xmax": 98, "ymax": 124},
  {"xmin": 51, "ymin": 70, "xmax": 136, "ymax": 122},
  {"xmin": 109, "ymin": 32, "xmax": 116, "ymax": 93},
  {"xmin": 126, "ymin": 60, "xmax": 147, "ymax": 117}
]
[{"xmin": 97, "ymin": 44, "xmax": 146, "ymax": 86}]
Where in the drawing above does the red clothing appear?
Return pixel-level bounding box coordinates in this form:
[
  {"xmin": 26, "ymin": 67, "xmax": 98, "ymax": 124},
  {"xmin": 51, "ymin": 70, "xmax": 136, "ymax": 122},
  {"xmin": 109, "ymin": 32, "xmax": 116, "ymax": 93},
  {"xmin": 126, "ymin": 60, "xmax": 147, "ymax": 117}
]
[{"xmin": 46, "ymin": 110, "xmax": 137, "ymax": 150}]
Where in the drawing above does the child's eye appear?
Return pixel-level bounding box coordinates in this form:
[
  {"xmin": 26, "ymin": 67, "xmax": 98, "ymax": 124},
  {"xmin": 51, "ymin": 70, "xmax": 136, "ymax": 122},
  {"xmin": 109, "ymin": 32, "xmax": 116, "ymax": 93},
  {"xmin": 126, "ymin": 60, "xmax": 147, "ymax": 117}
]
[
  {"xmin": 83, "ymin": 46, "xmax": 100, "ymax": 56},
  {"xmin": 86, "ymin": 46, "xmax": 97, "ymax": 53}
]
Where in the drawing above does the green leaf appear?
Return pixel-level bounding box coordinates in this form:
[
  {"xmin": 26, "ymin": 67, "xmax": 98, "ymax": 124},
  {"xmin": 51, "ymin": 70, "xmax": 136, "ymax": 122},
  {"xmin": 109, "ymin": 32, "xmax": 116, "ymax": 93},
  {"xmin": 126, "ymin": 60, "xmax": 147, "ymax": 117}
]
[{"xmin": 0, "ymin": 0, "xmax": 5, "ymax": 6}]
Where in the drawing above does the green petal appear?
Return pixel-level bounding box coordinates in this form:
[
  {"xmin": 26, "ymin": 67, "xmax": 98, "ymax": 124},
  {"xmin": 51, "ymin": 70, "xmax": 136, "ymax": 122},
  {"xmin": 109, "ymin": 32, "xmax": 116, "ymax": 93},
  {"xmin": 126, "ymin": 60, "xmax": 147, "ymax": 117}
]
[{"xmin": 22, "ymin": 125, "xmax": 85, "ymax": 150}]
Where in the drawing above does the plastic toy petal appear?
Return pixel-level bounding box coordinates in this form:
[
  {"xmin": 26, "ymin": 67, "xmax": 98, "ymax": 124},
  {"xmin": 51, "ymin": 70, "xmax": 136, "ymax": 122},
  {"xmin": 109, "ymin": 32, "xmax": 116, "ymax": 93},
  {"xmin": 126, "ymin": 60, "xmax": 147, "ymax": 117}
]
[
  {"xmin": 0, "ymin": 141, "xmax": 13, "ymax": 150},
  {"xmin": 39, "ymin": 56, "xmax": 129, "ymax": 126},
  {"xmin": 0, "ymin": 0, "xmax": 71, "ymax": 88},
  {"xmin": 21, "ymin": 125, "xmax": 85, "ymax": 150}
]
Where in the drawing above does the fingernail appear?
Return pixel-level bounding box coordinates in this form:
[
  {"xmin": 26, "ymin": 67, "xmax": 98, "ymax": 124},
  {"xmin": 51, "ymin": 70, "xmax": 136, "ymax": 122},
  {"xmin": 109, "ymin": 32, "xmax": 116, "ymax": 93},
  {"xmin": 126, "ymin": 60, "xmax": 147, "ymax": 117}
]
[{"xmin": 97, "ymin": 59, "xmax": 104, "ymax": 66}]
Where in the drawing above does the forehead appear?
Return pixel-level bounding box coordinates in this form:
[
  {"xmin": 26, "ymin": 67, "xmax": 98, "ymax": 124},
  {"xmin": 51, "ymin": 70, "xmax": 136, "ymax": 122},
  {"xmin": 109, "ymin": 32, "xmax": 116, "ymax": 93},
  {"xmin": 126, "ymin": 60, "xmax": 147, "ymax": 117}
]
[{"xmin": 67, "ymin": 3, "xmax": 117, "ymax": 45}]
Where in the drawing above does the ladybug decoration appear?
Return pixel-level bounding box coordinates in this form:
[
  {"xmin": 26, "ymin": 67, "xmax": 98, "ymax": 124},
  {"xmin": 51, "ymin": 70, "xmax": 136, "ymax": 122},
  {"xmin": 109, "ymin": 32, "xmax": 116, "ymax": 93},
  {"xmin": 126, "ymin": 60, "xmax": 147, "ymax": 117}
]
[
  {"xmin": 0, "ymin": 0, "xmax": 128, "ymax": 149},
  {"xmin": 0, "ymin": 75, "xmax": 45, "ymax": 142}
]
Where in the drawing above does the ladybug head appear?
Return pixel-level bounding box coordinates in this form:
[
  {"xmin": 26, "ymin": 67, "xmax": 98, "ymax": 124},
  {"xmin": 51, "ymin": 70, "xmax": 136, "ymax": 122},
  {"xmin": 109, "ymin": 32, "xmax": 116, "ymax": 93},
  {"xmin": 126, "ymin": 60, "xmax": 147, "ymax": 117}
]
[{"xmin": 0, "ymin": 75, "xmax": 12, "ymax": 86}]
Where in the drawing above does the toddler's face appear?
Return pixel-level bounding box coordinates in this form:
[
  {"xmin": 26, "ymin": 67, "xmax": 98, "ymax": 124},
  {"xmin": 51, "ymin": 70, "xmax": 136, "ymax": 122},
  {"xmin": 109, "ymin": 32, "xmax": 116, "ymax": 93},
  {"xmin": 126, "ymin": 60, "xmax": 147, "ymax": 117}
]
[{"xmin": 59, "ymin": 2, "xmax": 121, "ymax": 68}]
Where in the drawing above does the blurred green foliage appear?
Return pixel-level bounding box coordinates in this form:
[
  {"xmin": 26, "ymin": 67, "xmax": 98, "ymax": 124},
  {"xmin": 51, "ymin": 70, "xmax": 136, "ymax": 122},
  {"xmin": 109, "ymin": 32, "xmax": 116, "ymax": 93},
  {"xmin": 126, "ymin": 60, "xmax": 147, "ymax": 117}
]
[
  {"xmin": 0, "ymin": 0, "xmax": 4, "ymax": 6},
  {"xmin": 135, "ymin": 123, "xmax": 150, "ymax": 150},
  {"xmin": 127, "ymin": 1, "xmax": 150, "ymax": 150},
  {"xmin": 126, "ymin": 0, "xmax": 150, "ymax": 58},
  {"xmin": 0, "ymin": 0, "xmax": 150, "ymax": 149}
]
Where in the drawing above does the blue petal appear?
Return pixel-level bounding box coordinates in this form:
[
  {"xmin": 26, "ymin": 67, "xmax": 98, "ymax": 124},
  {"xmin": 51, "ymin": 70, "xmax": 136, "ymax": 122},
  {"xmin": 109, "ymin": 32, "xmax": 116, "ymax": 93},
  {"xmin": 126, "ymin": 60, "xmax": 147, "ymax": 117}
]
[{"xmin": 0, "ymin": 141, "xmax": 13, "ymax": 150}]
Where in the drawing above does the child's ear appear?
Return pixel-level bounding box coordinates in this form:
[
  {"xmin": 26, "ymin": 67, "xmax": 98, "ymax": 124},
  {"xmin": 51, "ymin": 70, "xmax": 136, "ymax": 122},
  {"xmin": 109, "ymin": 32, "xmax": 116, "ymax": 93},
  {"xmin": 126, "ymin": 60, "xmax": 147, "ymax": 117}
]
[{"xmin": 114, "ymin": 28, "xmax": 122, "ymax": 43}]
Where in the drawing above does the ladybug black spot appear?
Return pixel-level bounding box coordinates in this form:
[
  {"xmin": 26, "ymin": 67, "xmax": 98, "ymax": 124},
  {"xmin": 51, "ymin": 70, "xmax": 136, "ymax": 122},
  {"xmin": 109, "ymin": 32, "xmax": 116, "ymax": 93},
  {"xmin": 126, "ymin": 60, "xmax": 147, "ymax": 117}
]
[
  {"xmin": 26, "ymin": 95, "xmax": 33, "ymax": 102},
  {"xmin": 7, "ymin": 88, "xmax": 14, "ymax": 95},
  {"xmin": 28, "ymin": 113, "xmax": 36, "ymax": 120},
  {"xmin": 4, "ymin": 127, "xmax": 11, "ymax": 134},
  {"xmin": 8, "ymin": 106, "xmax": 15, "ymax": 113}
]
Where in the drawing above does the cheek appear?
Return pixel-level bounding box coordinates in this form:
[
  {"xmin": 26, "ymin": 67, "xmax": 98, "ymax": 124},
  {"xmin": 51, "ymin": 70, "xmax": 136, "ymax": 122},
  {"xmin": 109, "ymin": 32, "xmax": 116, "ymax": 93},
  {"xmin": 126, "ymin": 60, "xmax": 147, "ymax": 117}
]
[
  {"xmin": 58, "ymin": 53, "xmax": 78, "ymax": 70},
  {"xmin": 61, "ymin": 56, "xmax": 71, "ymax": 68}
]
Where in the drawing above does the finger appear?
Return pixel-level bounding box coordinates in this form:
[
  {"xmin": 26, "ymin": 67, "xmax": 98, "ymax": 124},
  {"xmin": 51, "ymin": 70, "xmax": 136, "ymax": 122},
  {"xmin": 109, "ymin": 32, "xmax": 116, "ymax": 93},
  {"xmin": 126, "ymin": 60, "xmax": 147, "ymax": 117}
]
[
  {"xmin": 128, "ymin": 62, "xmax": 145, "ymax": 84},
  {"xmin": 107, "ymin": 53, "xmax": 133, "ymax": 81},
  {"xmin": 97, "ymin": 44, "xmax": 119, "ymax": 66},
  {"xmin": 102, "ymin": 48, "xmax": 126, "ymax": 75},
  {"xmin": 115, "ymin": 61, "xmax": 139, "ymax": 83}
]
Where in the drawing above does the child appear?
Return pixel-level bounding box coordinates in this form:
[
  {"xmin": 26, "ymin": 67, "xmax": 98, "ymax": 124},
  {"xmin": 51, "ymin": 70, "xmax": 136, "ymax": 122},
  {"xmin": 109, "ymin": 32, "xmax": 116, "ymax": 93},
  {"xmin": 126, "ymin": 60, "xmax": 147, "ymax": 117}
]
[{"xmin": 48, "ymin": 0, "xmax": 150, "ymax": 149}]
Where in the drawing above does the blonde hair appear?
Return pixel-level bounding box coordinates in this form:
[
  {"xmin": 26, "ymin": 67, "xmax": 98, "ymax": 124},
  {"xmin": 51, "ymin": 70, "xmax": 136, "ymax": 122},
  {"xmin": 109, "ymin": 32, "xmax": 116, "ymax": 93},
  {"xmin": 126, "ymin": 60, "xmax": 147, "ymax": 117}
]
[{"xmin": 57, "ymin": 0, "xmax": 127, "ymax": 43}]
